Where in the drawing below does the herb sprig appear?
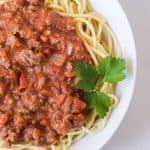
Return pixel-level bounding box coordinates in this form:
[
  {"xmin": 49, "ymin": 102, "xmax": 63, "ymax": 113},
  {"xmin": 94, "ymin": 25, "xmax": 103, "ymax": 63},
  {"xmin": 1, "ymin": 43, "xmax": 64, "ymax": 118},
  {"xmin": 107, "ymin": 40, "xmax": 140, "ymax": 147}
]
[{"xmin": 73, "ymin": 56, "xmax": 126, "ymax": 118}]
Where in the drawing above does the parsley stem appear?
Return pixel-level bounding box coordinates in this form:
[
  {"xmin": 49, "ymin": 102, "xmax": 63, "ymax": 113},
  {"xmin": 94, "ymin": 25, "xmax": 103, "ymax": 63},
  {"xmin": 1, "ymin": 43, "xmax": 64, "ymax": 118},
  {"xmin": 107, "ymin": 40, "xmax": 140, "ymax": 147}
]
[{"xmin": 95, "ymin": 76, "xmax": 102, "ymax": 91}]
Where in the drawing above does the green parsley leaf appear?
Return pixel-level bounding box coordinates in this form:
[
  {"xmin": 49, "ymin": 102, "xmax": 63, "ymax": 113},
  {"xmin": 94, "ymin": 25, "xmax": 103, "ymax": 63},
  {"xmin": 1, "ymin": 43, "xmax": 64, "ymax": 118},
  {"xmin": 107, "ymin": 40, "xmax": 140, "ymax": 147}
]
[
  {"xmin": 84, "ymin": 91, "xmax": 112, "ymax": 118},
  {"xmin": 73, "ymin": 57, "xmax": 126, "ymax": 118},
  {"xmin": 97, "ymin": 56, "xmax": 126, "ymax": 83},
  {"xmin": 84, "ymin": 92, "xmax": 96, "ymax": 109},
  {"xmin": 73, "ymin": 62, "xmax": 98, "ymax": 91}
]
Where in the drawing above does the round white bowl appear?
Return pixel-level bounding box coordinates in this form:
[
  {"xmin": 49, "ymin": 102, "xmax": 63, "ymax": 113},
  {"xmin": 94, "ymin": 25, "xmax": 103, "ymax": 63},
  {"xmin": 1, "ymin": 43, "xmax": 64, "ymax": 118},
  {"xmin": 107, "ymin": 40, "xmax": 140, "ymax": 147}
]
[{"xmin": 71, "ymin": 0, "xmax": 137, "ymax": 150}]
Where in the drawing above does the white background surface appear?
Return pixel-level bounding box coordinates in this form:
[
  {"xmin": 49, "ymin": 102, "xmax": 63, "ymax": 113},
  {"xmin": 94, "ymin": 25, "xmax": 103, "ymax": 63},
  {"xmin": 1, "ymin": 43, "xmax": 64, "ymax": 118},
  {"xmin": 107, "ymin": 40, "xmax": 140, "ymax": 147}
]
[{"xmin": 103, "ymin": 0, "xmax": 150, "ymax": 150}]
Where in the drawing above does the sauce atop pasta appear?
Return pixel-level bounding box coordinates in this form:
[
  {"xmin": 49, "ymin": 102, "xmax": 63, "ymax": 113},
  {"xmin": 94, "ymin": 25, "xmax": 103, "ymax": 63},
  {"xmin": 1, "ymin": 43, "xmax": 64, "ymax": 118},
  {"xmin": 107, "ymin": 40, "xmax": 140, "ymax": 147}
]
[{"xmin": 0, "ymin": 0, "xmax": 91, "ymax": 146}]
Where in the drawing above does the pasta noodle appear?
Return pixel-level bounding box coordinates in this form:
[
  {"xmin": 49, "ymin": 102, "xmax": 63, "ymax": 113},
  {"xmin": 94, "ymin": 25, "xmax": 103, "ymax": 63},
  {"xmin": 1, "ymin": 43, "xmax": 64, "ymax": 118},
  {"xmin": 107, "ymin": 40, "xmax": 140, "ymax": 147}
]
[{"xmin": 0, "ymin": 0, "xmax": 121, "ymax": 149}]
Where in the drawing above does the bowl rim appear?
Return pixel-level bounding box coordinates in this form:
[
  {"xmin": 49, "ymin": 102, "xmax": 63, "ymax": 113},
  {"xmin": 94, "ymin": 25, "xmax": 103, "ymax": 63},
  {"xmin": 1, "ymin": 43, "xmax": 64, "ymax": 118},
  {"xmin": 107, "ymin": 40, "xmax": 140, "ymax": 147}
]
[
  {"xmin": 97, "ymin": 0, "xmax": 137, "ymax": 149},
  {"xmin": 71, "ymin": 0, "xmax": 137, "ymax": 149},
  {"xmin": 99, "ymin": 0, "xmax": 138, "ymax": 147}
]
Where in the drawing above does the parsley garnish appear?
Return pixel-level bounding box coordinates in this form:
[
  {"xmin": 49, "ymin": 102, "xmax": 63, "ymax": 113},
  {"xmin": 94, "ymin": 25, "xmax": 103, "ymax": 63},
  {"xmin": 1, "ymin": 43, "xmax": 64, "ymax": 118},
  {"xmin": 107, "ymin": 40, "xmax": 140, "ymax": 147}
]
[
  {"xmin": 74, "ymin": 62, "xmax": 98, "ymax": 92},
  {"xmin": 84, "ymin": 91, "xmax": 112, "ymax": 118},
  {"xmin": 98, "ymin": 56, "xmax": 126, "ymax": 83},
  {"xmin": 73, "ymin": 56, "xmax": 126, "ymax": 118}
]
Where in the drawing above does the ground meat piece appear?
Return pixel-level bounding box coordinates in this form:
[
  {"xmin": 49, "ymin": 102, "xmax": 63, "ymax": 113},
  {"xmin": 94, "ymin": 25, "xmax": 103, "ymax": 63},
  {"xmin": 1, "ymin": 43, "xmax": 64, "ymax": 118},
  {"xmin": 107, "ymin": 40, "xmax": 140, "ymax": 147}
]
[
  {"xmin": 0, "ymin": 80, "xmax": 7, "ymax": 97},
  {"xmin": 4, "ymin": 95, "xmax": 14, "ymax": 105},
  {"xmin": 2, "ymin": 127, "xmax": 18, "ymax": 144},
  {"xmin": 24, "ymin": 126, "xmax": 45, "ymax": 144},
  {"xmin": 24, "ymin": 126, "xmax": 56, "ymax": 145},
  {"xmin": 71, "ymin": 97, "xmax": 86, "ymax": 114},
  {"xmin": 6, "ymin": 35, "xmax": 21, "ymax": 49},
  {"xmin": 45, "ymin": 130, "xmax": 57, "ymax": 144},
  {"xmin": 7, "ymin": 70, "xmax": 18, "ymax": 82},
  {"xmin": 0, "ymin": 95, "xmax": 14, "ymax": 112},
  {"xmin": 26, "ymin": 0, "xmax": 39, "ymax": 5},
  {"xmin": 73, "ymin": 114, "xmax": 85, "ymax": 127},
  {"xmin": 19, "ymin": 72, "xmax": 29, "ymax": 89},
  {"xmin": 34, "ymin": 110, "xmax": 51, "ymax": 127},
  {"xmin": 49, "ymin": 33, "xmax": 66, "ymax": 51},
  {"xmin": 24, "ymin": 4, "xmax": 47, "ymax": 31},
  {"xmin": 49, "ymin": 82, "xmax": 61, "ymax": 97},
  {"xmin": 22, "ymin": 90, "xmax": 42, "ymax": 112},
  {"xmin": 27, "ymin": 39, "xmax": 41, "ymax": 50},
  {"xmin": 66, "ymin": 42, "xmax": 74, "ymax": 56},
  {"xmin": 49, "ymin": 33, "xmax": 61, "ymax": 45},
  {"xmin": 50, "ymin": 111, "xmax": 72, "ymax": 135},
  {"xmin": 14, "ymin": 113, "xmax": 25, "ymax": 129},
  {"xmin": 47, "ymin": 12, "xmax": 75, "ymax": 32},
  {"xmin": 0, "ymin": 20, "xmax": 5, "ymax": 29},
  {"xmin": 0, "ymin": 31, "xmax": 7, "ymax": 44},
  {"xmin": 66, "ymin": 62, "xmax": 73, "ymax": 71},
  {"xmin": 3, "ymin": 0, "xmax": 24, "ymax": 12},
  {"xmin": 0, "ymin": 48, "xmax": 11, "ymax": 68},
  {"xmin": 0, "ymin": 66, "xmax": 8, "ymax": 78},
  {"xmin": 40, "ymin": 118, "xmax": 50, "ymax": 127},
  {"xmin": 24, "ymin": 126, "xmax": 34, "ymax": 142},
  {"xmin": 61, "ymin": 96, "xmax": 73, "ymax": 113},
  {"xmin": 0, "ymin": 112, "xmax": 9, "ymax": 128},
  {"xmin": 72, "ymin": 37, "xmax": 91, "ymax": 62},
  {"xmin": 32, "ymin": 128, "xmax": 42, "ymax": 140},
  {"xmin": 15, "ymin": 49, "xmax": 42, "ymax": 67},
  {"xmin": 50, "ymin": 53, "xmax": 67, "ymax": 66},
  {"xmin": 15, "ymin": 102, "xmax": 30, "ymax": 114},
  {"xmin": 44, "ymin": 63, "xmax": 66, "ymax": 81},
  {"xmin": 19, "ymin": 25, "xmax": 38, "ymax": 40},
  {"xmin": 40, "ymin": 30, "xmax": 51, "ymax": 42},
  {"xmin": 37, "ymin": 75, "xmax": 46, "ymax": 90}
]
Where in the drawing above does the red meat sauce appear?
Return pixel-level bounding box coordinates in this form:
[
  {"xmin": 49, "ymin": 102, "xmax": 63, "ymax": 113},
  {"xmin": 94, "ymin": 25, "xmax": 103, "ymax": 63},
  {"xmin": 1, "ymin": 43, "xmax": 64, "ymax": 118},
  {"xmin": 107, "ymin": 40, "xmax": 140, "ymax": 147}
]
[{"xmin": 0, "ymin": 0, "xmax": 91, "ymax": 146}]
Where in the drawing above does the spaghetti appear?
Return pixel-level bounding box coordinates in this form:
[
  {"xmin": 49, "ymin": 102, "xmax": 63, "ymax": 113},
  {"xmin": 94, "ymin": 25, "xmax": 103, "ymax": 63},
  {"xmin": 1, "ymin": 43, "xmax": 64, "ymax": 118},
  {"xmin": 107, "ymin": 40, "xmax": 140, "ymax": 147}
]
[{"xmin": 0, "ymin": 0, "xmax": 121, "ymax": 150}]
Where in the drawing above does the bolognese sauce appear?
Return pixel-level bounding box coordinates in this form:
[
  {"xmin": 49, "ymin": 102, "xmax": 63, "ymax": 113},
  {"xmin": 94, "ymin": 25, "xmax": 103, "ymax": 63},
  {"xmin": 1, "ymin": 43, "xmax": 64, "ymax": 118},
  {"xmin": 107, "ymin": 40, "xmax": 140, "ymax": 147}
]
[{"xmin": 0, "ymin": 0, "xmax": 91, "ymax": 146}]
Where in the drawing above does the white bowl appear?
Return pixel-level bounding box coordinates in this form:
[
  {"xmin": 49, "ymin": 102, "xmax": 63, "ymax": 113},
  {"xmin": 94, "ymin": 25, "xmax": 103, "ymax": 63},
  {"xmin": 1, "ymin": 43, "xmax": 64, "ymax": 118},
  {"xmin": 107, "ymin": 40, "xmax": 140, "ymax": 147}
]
[{"xmin": 71, "ymin": 0, "xmax": 137, "ymax": 150}]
